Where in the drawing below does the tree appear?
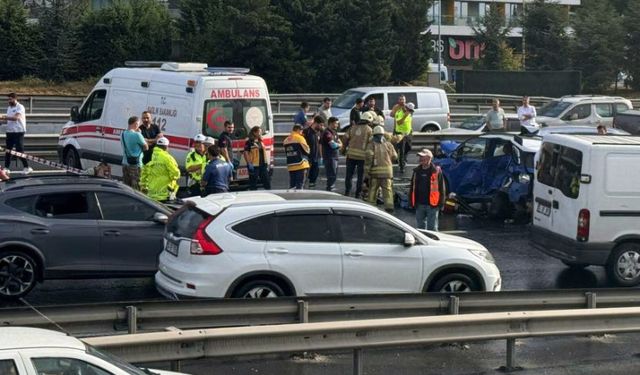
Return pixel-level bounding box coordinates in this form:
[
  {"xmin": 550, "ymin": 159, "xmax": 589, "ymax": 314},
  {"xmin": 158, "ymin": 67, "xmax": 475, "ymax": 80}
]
[
  {"xmin": 623, "ymin": 0, "xmax": 640, "ymax": 89},
  {"xmin": 472, "ymin": 3, "xmax": 518, "ymax": 70},
  {"xmin": 389, "ymin": 1, "xmax": 433, "ymax": 83},
  {"xmin": 570, "ymin": 0, "xmax": 624, "ymax": 92},
  {"xmin": 0, "ymin": 0, "xmax": 39, "ymax": 80},
  {"xmin": 521, "ymin": 0, "xmax": 571, "ymax": 70}
]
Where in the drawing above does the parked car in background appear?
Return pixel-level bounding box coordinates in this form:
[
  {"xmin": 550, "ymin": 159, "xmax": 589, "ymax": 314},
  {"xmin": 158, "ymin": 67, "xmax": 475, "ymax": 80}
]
[
  {"xmin": 0, "ymin": 327, "xmax": 188, "ymax": 375},
  {"xmin": 435, "ymin": 134, "xmax": 540, "ymax": 219},
  {"xmin": 612, "ymin": 109, "xmax": 640, "ymax": 135},
  {"xmin": 156, "ymin": 191, "xmax": 501, "ymax": 300},
  {"xmin": 535, "ymin": 125, "xmax": 630, "ymax": 137},
  {"xmin": 0, "ymin": 175, "xmax": 171, "ymax": 299},
  {"xmin": 438, "ymin": 114, "xmax": 521, "ymax": 135},
  {"xmin": 332, "ymin": 86, "xmax": 450, "ymax": 132},
  {"xmin": 536, "ymin": 96, "xmax": 632, "ymax": 128}
]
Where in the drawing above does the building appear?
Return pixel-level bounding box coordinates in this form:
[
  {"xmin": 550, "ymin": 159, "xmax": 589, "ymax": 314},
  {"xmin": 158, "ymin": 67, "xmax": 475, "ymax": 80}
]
[{"xmin": 427, "ymin": 0, "xmax": 580, "ymax": 77}]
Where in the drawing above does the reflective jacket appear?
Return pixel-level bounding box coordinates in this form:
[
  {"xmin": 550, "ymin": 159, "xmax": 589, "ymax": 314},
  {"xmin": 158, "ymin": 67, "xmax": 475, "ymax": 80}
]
[
  {"xmin": 409, "ymin": 164, "xmax": 445, "ymax": 208},
  {"xmin": 394, "ymin": 108, "xmax": 412, "ymax": 135},
  {"xmin": 140, "ymin": 147, "xmax": 181, "ymax": 201},
  {"xmin": 185, "ymin": 150, "xmax": 207, "ymax": 184},
  {"xmin": 283, "ymin": 131, "xmax": 310, "ymax": 171},
  {"xmin": 365, "ymin": 137, "xmax": 397, "ymax": 178},
  {"xmin": 344, "ymin": 124, "xmax": 372, "ymax": 160}
]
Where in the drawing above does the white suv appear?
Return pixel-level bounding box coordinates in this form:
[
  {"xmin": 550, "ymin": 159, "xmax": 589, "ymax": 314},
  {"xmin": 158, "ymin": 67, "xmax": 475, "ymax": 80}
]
[
  {"xmin": 537, "ymin": 95, "xmax": 632, "ymax": 128},
  {"xmin": 155, "ymin": 191, "xmax": 501, "ymax": 299}
]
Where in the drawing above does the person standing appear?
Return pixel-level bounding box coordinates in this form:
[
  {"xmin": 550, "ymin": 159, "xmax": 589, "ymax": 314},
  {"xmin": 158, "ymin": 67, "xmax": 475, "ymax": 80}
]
[
  {"xmin": 485, "ymin": 99, "xmax": 507, "ymax": 132},
  {"xmin": 293, "ymin": 102, "xmax": 310, "ymax": 127},
  {"xmin": 321, "ymin": 117, "xmax": 342, "ymax": 192},
  {"xmin": 121, "ymin": 116, "xmax": 148, "ymax": 190},
  {"xmin": 140, "ymin": 137, "xmax": 180, "ymax": 202},
  {"xmin": 1, "ymin": 93, "xmax": 31, "ymax": 174},
  {"xmin": 365, "ymin": 125, "xmax": 397, "ymax": 213},
  {"xmin": 303, "ymin": 116, "xmax": 323, "ymax": 188},
  {"xmin": 201, "ymin": 145, "xmax": 233, "ymax": 195},
  {"xmin": 185, "ymin": 134, "xmax": 208, "ymax": 196},
  {"xmin": 283, "ymin": 124, "xmax": 310, "ymax": 190},
  {"xmin": 349, "ymin": 98, "xmax": 364, "ymax": 128},
  {"xmin": 343, "ymin": 112, "xmax": 373, "ymax": 198},
  {"xmin": 243, "ymin": 126, "xmax": 271, "ymax": 190},
  {"xmin": 409, "ymin": 148, "xmax": 445, "ymax": 231},
  {"xmin": 218, "ymin": 121, "xmax": 236, "ymax": 167},
  {"xmin": 517, "ymin": 96, "xmax": 537, "ymax": 130},
  {"xmin": 139, "ymin": 111, "xmax": 163, "ymax": 165},
  {"xmin": 316, "ymin": 97, "xmax": 333, "ymax": 124},
  {"xmin": 390, "ymin": 96, "xmax": 414, "ymax": 173},
  {"xmin": 361, "ymin": 97, "xmax": 384, "ymax": 117}
]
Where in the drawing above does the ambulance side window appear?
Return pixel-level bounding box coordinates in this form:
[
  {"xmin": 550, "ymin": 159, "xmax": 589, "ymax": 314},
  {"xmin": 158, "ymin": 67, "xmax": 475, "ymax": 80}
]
[{"xmin": 79, "ymin": 90, "xmax": 107, "ymax": 122}]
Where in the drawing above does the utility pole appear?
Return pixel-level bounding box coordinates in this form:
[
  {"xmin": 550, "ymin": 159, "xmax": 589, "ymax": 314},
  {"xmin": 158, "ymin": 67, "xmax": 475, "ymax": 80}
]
[
  {"xmin": 522, "ymin": 0, "xmax": 526, "ymax": 70},
  {"xmin": 437, "ymin": 0, "xmax": 442, "ymax": 81}
]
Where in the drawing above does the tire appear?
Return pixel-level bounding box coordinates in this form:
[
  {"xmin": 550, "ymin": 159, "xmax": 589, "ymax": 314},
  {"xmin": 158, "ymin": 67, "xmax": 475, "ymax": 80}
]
[
  {"xmin": 0, "ymin": 251, "xmax": 38, "ymax": 299},
  {"xmin": 607, "ymin": 243, "xmax": 640, "ymax": 287},
  {"xmin": 488, "ymin": 193, "xmax": 512, "ymax": 220},
  {"xmin": 64, "ymin": 148, "xmax": 81, "ymax": 169},
  {"xmin": 421, "ymin": 125, "xmax": 439, "ymax": 133},
  {"xmin": 232, "ymin": 279, "xmax": 286, "ymax": 299},
  {"xmin": 561, "ymin": 260, "xmax": 588, "ymax": 269},
  {"xmin": 429, "ymin": 273, "xmax": 479, "ymax": 293}
]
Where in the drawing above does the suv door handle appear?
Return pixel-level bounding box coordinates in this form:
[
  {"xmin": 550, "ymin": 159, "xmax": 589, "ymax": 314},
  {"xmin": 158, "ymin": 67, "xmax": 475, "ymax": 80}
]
[
  {"xmin": 345, "ymin": 250, "xmax": 364, "ymax": 257},
  {"xmin": 30, "ymin": 228, "xmax": 50, "ymax": 235},
  {"xmin": 267, "ymin": 248, "xmax": 288, "ymax": 254},
  {"xmin": 103, "ymin": 230, "xmax": 121, "ymax": 237}
]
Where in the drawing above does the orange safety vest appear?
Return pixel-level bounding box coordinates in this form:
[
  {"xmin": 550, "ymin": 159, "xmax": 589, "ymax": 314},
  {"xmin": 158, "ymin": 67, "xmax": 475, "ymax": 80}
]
[{"xmin": 411, "ymin": 166, "xmax": 441, "ymax": 207}]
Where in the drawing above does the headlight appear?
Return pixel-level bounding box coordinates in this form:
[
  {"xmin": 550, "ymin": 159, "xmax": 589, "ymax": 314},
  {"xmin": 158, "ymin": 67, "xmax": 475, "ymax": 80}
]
[
  {"xmin": 518, "ymin": 173, "xmax": 531, "ymax": 184},
  {"xmin": 502, "ymin": 177, "xmax": 513, "ymax": 188},
  {"xmin": 467, "ymin": 248, "xmax": 495, "ymax": 264}
]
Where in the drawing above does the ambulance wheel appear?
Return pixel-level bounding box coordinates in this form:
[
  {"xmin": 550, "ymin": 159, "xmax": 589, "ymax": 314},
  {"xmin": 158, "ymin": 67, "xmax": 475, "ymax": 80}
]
[{"xmin": 64, "ymin": 148, "xmax": 81, "ymax": 169}]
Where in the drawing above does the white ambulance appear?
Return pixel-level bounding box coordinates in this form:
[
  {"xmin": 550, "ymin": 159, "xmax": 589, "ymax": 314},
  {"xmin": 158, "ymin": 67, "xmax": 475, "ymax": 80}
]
[{"xmin": 57, "ymin": 62, "xmax": 274, "ymax": 185}]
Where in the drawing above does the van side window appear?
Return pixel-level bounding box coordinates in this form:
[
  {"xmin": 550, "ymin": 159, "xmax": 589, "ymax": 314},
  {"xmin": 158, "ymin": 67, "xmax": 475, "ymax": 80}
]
[
  {"xmin": 563, "ymin": 104, "xmax": 590, "ymax": 121},
  {"xmin": 364, "ymin": 94, "xmax": 384, "ymax": 109},
  {"xmin": 417, "ymin": 92, "xmax": 442, "ymax": 109},
  {"xmin": 79, "ymin": 90, "xmax": 106, "ymax": 122},
  {"xmin": 554, "ymin": 147, "xmax": 582, "ymax": 199}
]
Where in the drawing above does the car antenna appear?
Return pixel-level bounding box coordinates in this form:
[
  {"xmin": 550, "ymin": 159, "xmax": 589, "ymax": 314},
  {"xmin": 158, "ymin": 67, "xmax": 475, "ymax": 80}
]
[{"xmin": 19, "ymin": 297, "xmax": 71, "ymax": 335}]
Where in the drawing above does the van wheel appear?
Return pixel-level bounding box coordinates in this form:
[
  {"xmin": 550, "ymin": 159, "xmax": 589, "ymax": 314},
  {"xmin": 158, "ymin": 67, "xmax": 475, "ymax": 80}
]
[
  {"xmin": 488, "ymin": 193, "xmax": 512, "ymax": 219},
  {"xmin": 64, "ymin": 148, "xmax": 81, "ymax": 169},
  {"xmin": 607, "ymin": 243, "xmax": 640, "ymax": 287},
  {"xmin": 421, "ymin": 125, "xmax": 439, "ymax": 133},
  {"xmin": 232, "ymin": 279, "xmax": 286, "ymax": 298},
  {"xmin": 0, "ymin": 251, "xmax": 38, "ymax": 299}
]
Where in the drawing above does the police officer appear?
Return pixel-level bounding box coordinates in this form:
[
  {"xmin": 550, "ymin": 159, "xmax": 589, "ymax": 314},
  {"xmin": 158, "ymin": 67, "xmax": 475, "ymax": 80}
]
[
  {"xmin": 283, "ymin": 124, "xmax": 310, "ymax": 190},
  {"xmin": 365, "ymin": 125, "xmax": 397, "ymax": 213},
  {"xmin": 140, "ymin": 137, "xmax": 181, "ymax": 202},
  {"xmin": 185, "ymin": 134, "xmax": 208, "ymax": 196},
  {"xmin": 343, "ymin": 111, "xmax": 373, "ymax": 198}
]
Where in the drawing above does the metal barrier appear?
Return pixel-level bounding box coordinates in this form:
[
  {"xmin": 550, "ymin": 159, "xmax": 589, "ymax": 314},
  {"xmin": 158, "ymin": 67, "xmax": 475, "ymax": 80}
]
[{"xmin": 82, "ymin": 306, "xmax": 640, "ymax": 374}]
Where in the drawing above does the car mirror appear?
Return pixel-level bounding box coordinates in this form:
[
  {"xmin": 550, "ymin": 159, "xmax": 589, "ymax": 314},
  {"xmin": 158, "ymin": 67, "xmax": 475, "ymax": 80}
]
[
  {"xmin": 404, "ymin": 232, "xmax": 416, "ymax": 247},
  {"xmin": 153, "ymin": 212, "xmax": 169, "ymax": 224},
  {"xmin": 70, "ymin": 106, "xmax": 79, "ymax": 122}
]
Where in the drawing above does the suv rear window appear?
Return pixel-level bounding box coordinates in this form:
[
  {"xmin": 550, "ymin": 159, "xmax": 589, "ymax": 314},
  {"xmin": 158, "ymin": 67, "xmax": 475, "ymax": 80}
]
[{"xmin": 167, "ymin": 205, "xmax": 207, "ymax": 238}]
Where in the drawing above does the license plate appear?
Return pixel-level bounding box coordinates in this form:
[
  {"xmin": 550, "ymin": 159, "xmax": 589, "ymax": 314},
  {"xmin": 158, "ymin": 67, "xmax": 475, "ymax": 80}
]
[
  {"xmin": 165, "ymin": 241, "xmax": 178, "ymax": 256},
  {"xmin": 236, "ymin": 167, "xmax": 249, "ymax": 180},
  {"xmin": 536, "ymin": 203, "xmax": 551, "ymax": 216}
]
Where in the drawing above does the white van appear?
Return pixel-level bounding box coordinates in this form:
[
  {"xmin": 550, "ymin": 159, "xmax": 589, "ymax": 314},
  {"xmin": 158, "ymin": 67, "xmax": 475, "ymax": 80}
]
[
  {"xmin": 531, "ymin": 134, "xmax": 640, "ymax": 286},
  {"xmin": 57, "ymin": 62, "xmax": 275, "ymax": 185},
  {"xmin": 331, "ymin": 86, "xmax": 450, "ymax": 132}
]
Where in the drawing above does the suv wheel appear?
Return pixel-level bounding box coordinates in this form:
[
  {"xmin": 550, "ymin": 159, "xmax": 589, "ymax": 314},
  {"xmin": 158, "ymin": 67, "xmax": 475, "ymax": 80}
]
[
  {"xmin": 607, "ymin": 243, "xmax": 640, "ymax": 286},
  {"xmin": 64, "ymin": 148, "xmax": 81, "ymax": 169},
  {"xmin": 233, "ymin": 279, "xmax": 286, "ymax": 298},
  {"xmin": 430, "ymin": 273, "xmax": 479, "ymax": 293},
  {"xmin": 0, "ymin": 251, "xmax": 38, "ymax": 299},
  {"xmin": 421, "ymin": 125, "xmax": 439, "ymax": 133}
]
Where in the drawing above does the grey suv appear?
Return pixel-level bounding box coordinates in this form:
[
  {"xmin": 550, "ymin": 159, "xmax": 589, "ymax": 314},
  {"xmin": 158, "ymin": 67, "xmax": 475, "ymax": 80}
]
[{"xmin": 0, "ymin": 174, "xmax": 171, "ymax": 299}]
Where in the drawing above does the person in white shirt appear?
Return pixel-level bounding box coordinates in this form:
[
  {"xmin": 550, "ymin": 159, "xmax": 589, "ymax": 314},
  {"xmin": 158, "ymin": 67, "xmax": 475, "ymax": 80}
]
[
  {"xmin": 0, "ymin": 93, "xmax": 31, "ymax": 174},
  {"xmin": 517, "ymin": 96, "xmax": 537, "ymax": 129}
]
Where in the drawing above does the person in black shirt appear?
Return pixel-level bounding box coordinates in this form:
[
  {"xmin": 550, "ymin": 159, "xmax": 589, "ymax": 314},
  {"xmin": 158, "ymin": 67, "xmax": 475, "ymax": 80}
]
[
  {"xmin": 139, "ymin": 111, "xmax": 163, "ymax": 165},
  {"xmin": 302, "ymin": 116, "xmax": 323, "ymax": 188},
  {"xmin": 321, "ymin": 117, "xmax": 342, "ymax": 191},
  {"xmin": 349, "ymin": 98, "xmax": 364, "ymax": 129},
  {"xmin": 219, "ymin": 121, "xmax": 235, "ymax": 164},
  {"xmin": 361, "ymin": 97, "xmax": 384, "ymax": 118}
]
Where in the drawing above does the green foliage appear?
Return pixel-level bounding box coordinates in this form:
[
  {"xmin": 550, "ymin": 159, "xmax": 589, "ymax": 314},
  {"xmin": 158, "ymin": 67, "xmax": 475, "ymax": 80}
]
[
  {"xmin": 571, "ymin": 0, "xmax": 624, "ymax": 92},
  {"xmin": 0, "ymin": 0, "xmax": 39, "ymax": 80},
  {"xmin": 521, "ymin": 0, "xmax": 571, "ymax": 70},
  {"xmin": 623, "ymin": 0, "xmax": 640, "ymax": 89},
  {"xmin": 389, "ymin": 1, "xmax": 433, "ymax": 83},
  {"xmin": 472, "ymin": 4, "xmax": 518, "ymax": 71}
]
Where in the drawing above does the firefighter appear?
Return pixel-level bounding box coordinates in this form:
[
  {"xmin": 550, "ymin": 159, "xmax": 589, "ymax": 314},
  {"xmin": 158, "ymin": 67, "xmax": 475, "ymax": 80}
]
[
  {"xmin": 185, "ymin": 134, "xmax": 208, "ymax": 196},
  {"xmin": 140, "ymin": 137, "xmax": 181, "ymax": 202},
  {"xmin": 343, "ymin": 111, "xmax": 373, "ymax": 198},
  {"xmin": 365, "ymin": 125, "xmax": 397, "ymax": 213},
  {"xmin": 283, "ymin": 124, "xmax": 310, "ymax": 189}
]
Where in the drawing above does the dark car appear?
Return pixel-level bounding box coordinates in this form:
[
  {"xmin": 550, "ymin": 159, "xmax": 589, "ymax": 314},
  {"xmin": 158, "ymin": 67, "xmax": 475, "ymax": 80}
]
[
  {"xmin": 434, "ymin": 134, "xmax": 540, "ymax": 219},
  {"xmin": 0, "ymin": 174, "xmax": 171, "ymax": 299}
]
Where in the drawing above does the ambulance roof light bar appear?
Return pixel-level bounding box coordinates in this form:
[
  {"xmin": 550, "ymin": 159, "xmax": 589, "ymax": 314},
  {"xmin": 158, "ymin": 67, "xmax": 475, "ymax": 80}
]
[{"xmin": 206, "ymin": 67, "xmax": 250, "ymax": 75}]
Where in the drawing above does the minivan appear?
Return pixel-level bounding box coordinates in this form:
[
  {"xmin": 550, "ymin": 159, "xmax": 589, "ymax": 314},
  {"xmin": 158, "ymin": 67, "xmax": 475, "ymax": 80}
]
[
  {"xmin": 536, "ymin": 96, "xmax": 632, "ymax": 128},
  {"xmin": 332, "ymin": 86, "xmax": 450, "ymax": 132},
  {"xmin": 531, "ymin": 134, "xmax": 640, "ymax": 286}
]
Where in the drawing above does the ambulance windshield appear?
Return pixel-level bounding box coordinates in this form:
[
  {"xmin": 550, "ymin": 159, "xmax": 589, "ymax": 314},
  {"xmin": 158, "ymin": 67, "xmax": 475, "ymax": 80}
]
[{"xmin": 203, "ymin": 99, "xmax": 270, "ymax": 139}]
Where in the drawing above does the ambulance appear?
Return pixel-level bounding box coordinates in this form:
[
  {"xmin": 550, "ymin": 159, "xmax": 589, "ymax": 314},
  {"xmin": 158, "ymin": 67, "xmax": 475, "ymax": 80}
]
[{"xmin": 57, "ymin": 62, "xmax": 275, "ymax": 186}]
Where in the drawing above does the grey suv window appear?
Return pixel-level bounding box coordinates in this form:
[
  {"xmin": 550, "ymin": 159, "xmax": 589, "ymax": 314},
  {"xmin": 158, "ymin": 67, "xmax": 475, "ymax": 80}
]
[
  {"xmin": 5, "ymin": 195, "xmax": 37, "ymax": 215},
  {"xmin": 96, "ymin": 192, "xmax": 157, "ymax": 221},
  {"xmin": 274, "ymin": 213, "xmax": 334, "ymax": 242},
  {"xmin": 232, "ymin": 214, "xmax": 274, "ymax": 241},
  {"xmin": 34, "ymin": 193, "xmax": 92, "ymax": 219},
  {"xmin": 338, "ymin": 214, "xmax": 405, "ymax": 244}
]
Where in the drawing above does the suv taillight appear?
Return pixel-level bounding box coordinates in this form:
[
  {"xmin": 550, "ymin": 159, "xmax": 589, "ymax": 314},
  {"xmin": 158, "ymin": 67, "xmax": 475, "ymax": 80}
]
[
  {"xmin": 190, "ymin": 216, "xmax": 223, "ymax": 255},
  {"xmin": 577, "ymin": 209, "xmax": 590, "ymax": 242}
]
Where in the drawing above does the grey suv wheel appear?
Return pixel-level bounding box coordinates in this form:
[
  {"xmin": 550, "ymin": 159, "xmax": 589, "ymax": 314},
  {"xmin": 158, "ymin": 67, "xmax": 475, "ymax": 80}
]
[{"xmin": 0, "ymin": 251, "xmax": 37, "ymax": 299}]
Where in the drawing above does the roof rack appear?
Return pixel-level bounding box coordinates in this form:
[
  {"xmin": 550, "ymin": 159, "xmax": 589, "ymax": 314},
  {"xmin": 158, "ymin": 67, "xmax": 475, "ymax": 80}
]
[
  {"xmin": 124, "ymin": 61, "xmax": 172, "ymax": 68},
  {"xmin": 206, "ymin": 67, "xmax": 250, "ymax": 75}
]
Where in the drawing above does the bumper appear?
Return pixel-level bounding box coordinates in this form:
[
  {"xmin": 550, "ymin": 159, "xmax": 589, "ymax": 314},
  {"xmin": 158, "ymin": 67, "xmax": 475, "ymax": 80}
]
[
  {"xmin": 530, "ymin": 225, "xmax": 614, "ymax": 265},
  {"xmin": 155, "ymin": 251, "xmax": 232, "ymax": 299},
  {"xmin": 484, "ymin": 263, "xmax": 502, "ymax": 291}
]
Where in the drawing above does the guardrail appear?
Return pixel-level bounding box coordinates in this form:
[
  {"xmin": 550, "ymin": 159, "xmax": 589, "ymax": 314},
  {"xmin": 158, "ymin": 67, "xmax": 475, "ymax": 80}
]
[
  {"xmin": 82, "ymin": 306, "xmax": 640, "ymax": 374},
  {"xmin": 1, "ymin": 289, "xmax": 636, "ymax": 337}
]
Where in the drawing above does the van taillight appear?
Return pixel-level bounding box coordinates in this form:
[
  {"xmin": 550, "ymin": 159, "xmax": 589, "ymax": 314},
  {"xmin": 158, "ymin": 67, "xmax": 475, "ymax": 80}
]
[
  {"xmin": 191, "ymin": 216, "xmax": 223, "ymax": 255},
  {"xmin": 577, "ymin": 209, "xmax": 590, "ymax": 242}
]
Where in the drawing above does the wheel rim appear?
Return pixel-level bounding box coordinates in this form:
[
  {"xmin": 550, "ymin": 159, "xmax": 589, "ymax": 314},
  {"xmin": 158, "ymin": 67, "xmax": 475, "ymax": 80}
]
[
  {"xmin": 65, "ymin": 151, "xmax": 78, "ymax": 168},
  {"xmin": 439, "ymin": 280, "xmax": 471, "ymax": 293},
  {"xmin": 0, "ymin": 255, "xmax": 35, "ymax": 296},
  {"xmin": 243, "ymin": 286, "xmax": 279, "ymax": 298},
  {"xmin": 615, "ymin": 250, "xmax": 640, "ymax": 281}
]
